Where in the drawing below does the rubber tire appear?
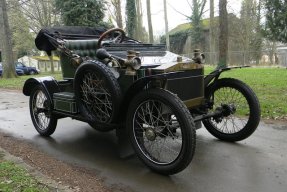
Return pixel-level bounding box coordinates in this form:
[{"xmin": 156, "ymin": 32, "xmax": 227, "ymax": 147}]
[
  {"xmin": 203, "ymin": 78, "xmax": 261, "ymax": 142},
  {"xmin": 74, "ymin": 60, "xmax": 121, "ymax": 132},
  {"xmin": 29, "ymin": 85, "xmax": 57, "ymax": 136},
  {"xmin": 126, "ymin": 88, "xmax": 196, "ymax": 175},
  {"xmin": 29, "ymin": 70, "xmax": 35, "ymax": 75}
]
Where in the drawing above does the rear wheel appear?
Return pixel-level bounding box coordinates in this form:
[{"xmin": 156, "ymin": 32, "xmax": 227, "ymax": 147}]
[
  {"xmin": 127, "ymin": 89, "xmax": 196, "ymax": 175},
  {"xmin": 203, "ymin": 78, "xmax": 260, "ymax": 141},
  {"xmin": 29, "ymin": 86, "xmax": 57, "ymax": 136},
  {"xmin": 74, "ymin": 61, "xmax": 121, "ymax": 132}
]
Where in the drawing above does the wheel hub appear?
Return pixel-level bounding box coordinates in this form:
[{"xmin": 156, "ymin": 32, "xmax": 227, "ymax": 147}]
[
  {"xmin": 222, "ymin": 104, "xmax": 236, "ymax": 116},
  {"xmin": 43, "ymin": 100, "xmax": 50, "ymax": 116},
  {"xmin": 145, "ymin": 128, "xmax": 156, "ymax": 141}
]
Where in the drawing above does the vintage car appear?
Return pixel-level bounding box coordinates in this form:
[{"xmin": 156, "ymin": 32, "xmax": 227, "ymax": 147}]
[{"xmin": 23, "ymin": 27, "xmax": 260, "ymax": 175}]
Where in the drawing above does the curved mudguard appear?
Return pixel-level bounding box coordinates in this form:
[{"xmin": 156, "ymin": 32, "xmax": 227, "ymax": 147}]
[
  {"xmin": 23, "ymin": 76, "xmax": 60, "ymax": 102},
  {"xmin": 204, "ymin": 66, "xmax": 250, "ymax": 87}
]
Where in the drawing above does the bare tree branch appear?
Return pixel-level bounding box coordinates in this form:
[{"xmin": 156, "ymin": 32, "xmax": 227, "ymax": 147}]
[{"xmin": 167, "ymin": 1, "xmax": 190, "ymax": 19}]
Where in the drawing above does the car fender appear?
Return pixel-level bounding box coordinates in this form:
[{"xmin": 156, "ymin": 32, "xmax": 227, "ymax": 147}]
[
  {"xmin": 23, "ymin": 76, "xmax": 60, "ymax": 103},
  {"xmin": 204, "ymin": 66, "xmax": 250, "ymax": 88}
]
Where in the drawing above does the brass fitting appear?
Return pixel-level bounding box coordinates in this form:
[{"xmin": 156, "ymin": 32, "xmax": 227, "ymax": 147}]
[
  {"xmin": 125, "ymin": 50, "xmax": 142, "ymax": 75},
  {"xmin": 70, "ymin": 54, "xmax": 83, "ymax": 67},
  {"xmin": 192, "ymin": 49, "xmax": 205, "ymax": 64}
]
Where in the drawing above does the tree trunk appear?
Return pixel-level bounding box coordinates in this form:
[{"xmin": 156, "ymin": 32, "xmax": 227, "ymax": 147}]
[
  {"xmin": 109, "ymin": 0, "xmax": 123, "ymax": 28},
  {"xmin": 135, "ymin": 0, "xmax": 143, "ymax": 41},
  {"xmin": 255, "ymin": 0, "xmax": 262, "ymax": 65},
  {"xmin": 269, "ymin": 40, "xmax": 276, "ymax": 65},
  {"xmin": 126, "ymin": 0, "xmax": 137, "ymax": 38},
  {"xmin": 163, "ymin": 0, "xmax": 170, "ymax": 50},
  {"xmin": 115, "ymin": 0, "xmax": 123, "ymax": 28},
  {"xmin": 209, "ymin": 0, "xmax": 215, "ymax": 64},
  {"xmin": 218, "ymin": 0, "xmax": 228, "ymax": 68},
  {"xmin": 0, "ymin": 0, "xmax": 17, "ymax": 78},
  {"xmin": 146, "ymin": 0, "xmax": 154, "ymax": 43},
  {"xmin": 48, "ymin": 54, "xmax": 54, "ymax": 74}
]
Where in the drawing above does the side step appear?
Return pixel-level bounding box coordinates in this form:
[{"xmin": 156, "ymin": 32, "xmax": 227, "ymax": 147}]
[{"xmin": 53, "ymin": 92, "xmax": 78, "ymax": 114}]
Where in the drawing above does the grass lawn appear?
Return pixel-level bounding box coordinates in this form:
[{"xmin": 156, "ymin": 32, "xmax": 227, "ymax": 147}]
[
  {"xmin": 0, "ymin": 67, "xmax": 286, "ymax": 120},
  {"xmin": 0, "ymin": 152, "xmax": 49, "ymax": 192},
  {"xmin": 0, "ymin": 72, "xmax": 63, "ymax": 90}
]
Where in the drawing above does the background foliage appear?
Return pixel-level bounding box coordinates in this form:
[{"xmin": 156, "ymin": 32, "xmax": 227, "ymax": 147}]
[
  {"xmin": 125, "ymin": 0, "xmax": 137, "ymax": 38},
  {"xmin": 264, "ymin": 0, "xmax": 287, "ymax": 43},
  {"xmin": 55, "ymin": 0, "xmax": 111, "ymax": 28}
]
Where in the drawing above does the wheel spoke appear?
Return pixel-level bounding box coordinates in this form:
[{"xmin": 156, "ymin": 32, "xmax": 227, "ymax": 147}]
[
  {"xmin": 80, "ymin": 71, "xmax": 113, "ymax": 122},
  {"xmin": 32, "ymin": 90, "xmax": 51, "ymax": 131},
  {"xmin": 209, "ymin": 85, "xmax": 250, "ymax": 134},
  {"xmin": 133, "ymin": 99, "xmax": 182, "ymax": 165}
]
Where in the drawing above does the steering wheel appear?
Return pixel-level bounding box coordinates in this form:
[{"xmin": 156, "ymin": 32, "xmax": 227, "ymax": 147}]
[{"xmin": 98, "ymin": 28, "xmax": 126, "ymax": 47}]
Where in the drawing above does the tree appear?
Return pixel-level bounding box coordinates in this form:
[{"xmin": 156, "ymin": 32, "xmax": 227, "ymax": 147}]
[
  {"xmin": 55, "ymin": 0, "xmax": 109, "ymax": 28},
  {"xmin": 235, "ymin": 0, "xmax": 263, "ymax": 65},
  {"xmin": 0, "ymin": 0, "xmax": 17, "ymax": 78},
  {"xmin": 146, "ymin": 0, "xmax": 154, "ymax": 43},
  {"xmin": 209, "ymin": 0, "xmax": 215, "ymax": 64},
  {"xmin": 264, "ymin": 0, "xmax": 287, "ymax": 43},
  {"xmin": 108, "ymin": 0, "xmax": 123, "ymax": 28},
  {"xmin": 135, "ymin": 0, "xmax": 144, "ymax": 40},
  {"xmin": 126, "ymin": 0, "xmax": 135, "ymax": 37},
  {"xmin": 20, "ymin": 0, "xmax": 60, "ymax": 33},
  {"xmin": 20, "ymin": 0, "xmax": 61, "ymax": 73},
  {"xmin": 218, "ymin": 0, "xmax": 228, "ymax": 68},
  {"xmin": 126, "ymin": 0, "xmax": 137, "ymax": 38},
  {"xmin": 8, "ymin": 0, "xmax": 34, "ymax": 58},
  {"xmin": 163, "ymin": 0, "xmax": 170, "ymax": 50},
  {"xmin": 239, "ymin": 0, "xmax": 252, "ymax": 64},
  {"xmin": 168, "ymin": 0, "xmax": 206, "ymax": 50},
  {"xmin": 189, "ymin": 0, "xmax": 207, "ymax": 49},
  {"xmin": 254, "ymin": 0, "xmax": 263, "ymax": 64}
]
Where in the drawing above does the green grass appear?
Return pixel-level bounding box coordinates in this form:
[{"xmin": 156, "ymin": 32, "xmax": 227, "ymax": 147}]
[
  {"xmin": 0, "ymin": 67, "xmax": 286, "ymax": 120},
  {"xmin": 0, "ymin": 72, "xmax": 63, "ymax": 90},
  {"xmin": 0, "ymin": 159, "xmax": 49, "ymax": 192}
]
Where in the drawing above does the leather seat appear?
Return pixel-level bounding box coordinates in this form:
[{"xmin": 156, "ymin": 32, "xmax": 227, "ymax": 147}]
[{"xmin": 59, "ymin": 39, "xmax": 99, "ymax": 79}]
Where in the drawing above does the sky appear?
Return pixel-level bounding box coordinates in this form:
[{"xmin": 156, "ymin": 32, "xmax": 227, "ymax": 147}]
[{"xmin": 142, "ymin": 0, "xmax": 243, "ymax": 35}]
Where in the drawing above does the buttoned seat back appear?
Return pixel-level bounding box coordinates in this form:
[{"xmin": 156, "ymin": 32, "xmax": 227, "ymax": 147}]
[{"xmin": 59, "ymin": 39, "xmax": 99, "ymax": 79}]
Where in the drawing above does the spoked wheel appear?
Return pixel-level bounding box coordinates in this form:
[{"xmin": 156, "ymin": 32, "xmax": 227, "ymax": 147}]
[
  {"xmin": 29, "ymin": 86, "xmax": 57, "ymax": 136},
  {"xmin": 203, "ymin": 78, "xmax": 261, "ymax": 142},
  {"xmin": 127, "ymin": 89, "xmax": 196, "ymax": 175},
  {"xmin": 74, "ymin": 61, "xmax": 121, "ymax": 132}
]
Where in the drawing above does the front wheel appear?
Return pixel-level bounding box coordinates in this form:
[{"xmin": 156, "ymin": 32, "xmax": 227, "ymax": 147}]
[
  {"xmin": 203, "ymin": 78, "xmax": 260, "ymax": 142},
  {"xmin": 29, "ymin": 86, "xmax": 57, "ymax": 136},
  {"xmin": 126, "ymin": 89, "xmax": 196, "ymax": 175}
]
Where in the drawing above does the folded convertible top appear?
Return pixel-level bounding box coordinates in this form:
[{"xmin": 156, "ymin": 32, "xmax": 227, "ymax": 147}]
[{"xmin": 35, "ymin": 26, "xmax": 106, "ymax": 55}]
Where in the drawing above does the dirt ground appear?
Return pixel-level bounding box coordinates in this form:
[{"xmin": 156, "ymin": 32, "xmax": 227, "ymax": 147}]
[{"xmin": 0, "ymin": 131, "xmax": 127, "ymax": 192}]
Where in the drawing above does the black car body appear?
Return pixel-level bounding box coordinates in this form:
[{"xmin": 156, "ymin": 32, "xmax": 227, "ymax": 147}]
[{"xmin": 22, "ymin": 27, "xmax": 261, "ymax": 175}]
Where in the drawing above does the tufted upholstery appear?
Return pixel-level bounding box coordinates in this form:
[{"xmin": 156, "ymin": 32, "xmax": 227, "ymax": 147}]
[{"xmin": 60, "ymin": 39, "xmax": 99, "ymax": 79}]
